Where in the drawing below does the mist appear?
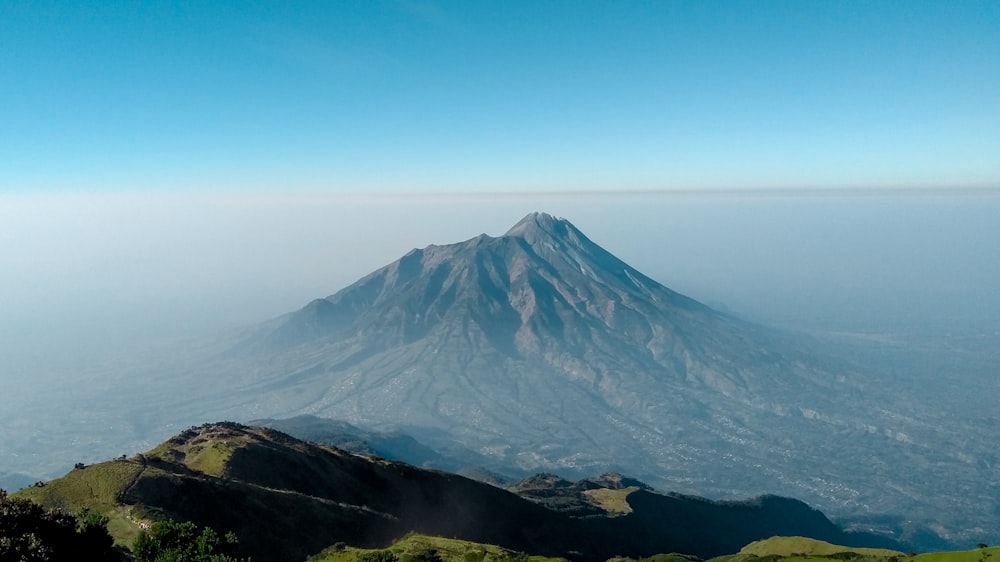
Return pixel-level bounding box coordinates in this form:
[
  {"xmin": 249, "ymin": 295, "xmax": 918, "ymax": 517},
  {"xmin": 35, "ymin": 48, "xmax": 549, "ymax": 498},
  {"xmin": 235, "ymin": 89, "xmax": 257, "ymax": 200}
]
[{"xmin": 3, "ymin": 191, "xmax": 997, "ymax": 374}]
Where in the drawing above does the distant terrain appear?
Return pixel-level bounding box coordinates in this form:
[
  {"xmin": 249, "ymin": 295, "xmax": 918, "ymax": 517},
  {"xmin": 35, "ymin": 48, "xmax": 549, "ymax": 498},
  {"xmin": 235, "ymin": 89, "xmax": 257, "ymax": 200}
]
[{"xmin": 1, "ymin": 212, "xmax": 997, "ymax": 551}]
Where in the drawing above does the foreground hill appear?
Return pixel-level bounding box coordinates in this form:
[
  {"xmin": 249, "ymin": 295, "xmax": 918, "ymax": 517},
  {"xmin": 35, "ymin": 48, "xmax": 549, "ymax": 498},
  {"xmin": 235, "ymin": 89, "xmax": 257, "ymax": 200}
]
[
  {"xmin": 737, "ymin": 536, "xmax": 903, "ymax": 557},
  {"xmin": 309, "ymin": 532, "xmax": 566, "ymax": 562},
  {"xmin": 710, "ymin": 537, "xmax": 999, "ymax": 562},
  {"xmin": 15, "ymin": 423, "xmax": 899, "ymax": 562}
]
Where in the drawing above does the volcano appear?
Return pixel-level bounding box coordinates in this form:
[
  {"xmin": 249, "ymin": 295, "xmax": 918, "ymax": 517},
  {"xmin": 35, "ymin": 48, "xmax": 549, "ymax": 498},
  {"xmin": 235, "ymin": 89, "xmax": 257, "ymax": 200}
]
[
  {"xmin": 202, "ymin": 213, "xmax": 958, "ymax": 545},
  {"xmin": 228, "ymin": 213, "xmax": 859, "ymax": 475}
]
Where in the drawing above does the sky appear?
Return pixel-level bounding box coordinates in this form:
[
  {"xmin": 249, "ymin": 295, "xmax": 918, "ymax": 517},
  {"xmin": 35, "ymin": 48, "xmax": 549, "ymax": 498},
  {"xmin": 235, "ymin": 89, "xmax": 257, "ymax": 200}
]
[
  {"xmin": 1, "ymin": 1, "xmax": 998, "ymax": 193},
  {"xmin": 1, "ymin": 2, "xmax": 999, "ymax": 377}
]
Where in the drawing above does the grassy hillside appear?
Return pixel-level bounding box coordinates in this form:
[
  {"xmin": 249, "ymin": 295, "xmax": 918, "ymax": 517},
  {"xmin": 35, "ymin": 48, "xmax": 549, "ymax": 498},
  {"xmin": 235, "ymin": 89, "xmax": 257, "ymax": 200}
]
[
  {"xmin": 14, "ymin": 460, "xmax": 140, "ymax": 510},
  {"xmin": 911, "ymin": 547, "xmax": 1000, "ymax": 562},
  {"xmin": 13, "ymin": 422, "xmax": 905, "ymax": 562},
  {"xmin": 309, "ymin": 532, "xmax": 566, "ymax": 562},
  {"xmin": 16, "ymin": 422, "xmax": 583, "ymax": 562},
  {"xmin": 584, "ymin": 487, "xmax": 639, "ymax": 514},
  {"xmin": 13, "ymin": 458, "xmax": 148, "ymax": 544},
  {"xmin": 710, "ymin": 538, "xmax": 999, "ymax": 562},
  {"xmin": 511, "ymin": 474, "xmax": 645, "ymax": 517},
  {"xmin": 740, "ymin": 536, "xmax": 903, "ymax": 557},
  {"xmin": 305, "ymin": 533, "xmax": 1000, "ymax": 562}
]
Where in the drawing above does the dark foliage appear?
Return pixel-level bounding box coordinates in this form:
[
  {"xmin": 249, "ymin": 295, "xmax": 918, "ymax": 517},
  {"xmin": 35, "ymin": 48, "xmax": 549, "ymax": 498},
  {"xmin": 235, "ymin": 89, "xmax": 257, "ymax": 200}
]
[
  {"xmin": 133, "ymin": 520, "xmax": 246, "ymax": 562},
  {"xmin": 0, "ymin": 489, "xmax": 121, "ymax": 562},
  {"xmin": 828, "ymin": 552, "xmax": 864, "ymax": 560},
  {"xmin": 358, "ymin": 550, "xmax": 399, "ymax": 562},
  {"xmin": 402, "ymin": 547, "xmax": 443, "ymax": 562}
]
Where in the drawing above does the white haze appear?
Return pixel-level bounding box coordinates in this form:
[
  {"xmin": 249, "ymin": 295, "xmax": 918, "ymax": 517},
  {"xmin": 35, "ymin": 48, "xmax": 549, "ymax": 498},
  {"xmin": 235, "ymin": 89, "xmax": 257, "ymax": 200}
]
[{"xmin": 2, "ymin": 190, "xmax": 999, "ymax": 402}]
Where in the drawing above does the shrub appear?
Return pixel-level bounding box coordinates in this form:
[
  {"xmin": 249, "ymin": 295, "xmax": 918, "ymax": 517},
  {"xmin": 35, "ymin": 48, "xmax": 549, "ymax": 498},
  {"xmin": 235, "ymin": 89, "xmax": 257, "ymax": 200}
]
[
  {"xmin": 828, "ymin": 553, "xmax": 863, "ymax": 560},
  {"xmin": 360, "ymin": 550, "xmax": 400, "ymax": 562},
  {"xmin": 133, "ymin": 520, "xmax": 246, "ymax": 562},
  {"xmin": 464, "ymin": 550, "xmax": 487, "ymax": 562},
  {"xmin": 0, "ymin": 490, "xmax": 121, "ymax": 561}
]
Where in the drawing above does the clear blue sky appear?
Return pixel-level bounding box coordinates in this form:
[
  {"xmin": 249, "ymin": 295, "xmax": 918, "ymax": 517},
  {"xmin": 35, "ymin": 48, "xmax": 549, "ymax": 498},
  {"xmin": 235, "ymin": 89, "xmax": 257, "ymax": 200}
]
[{"xmin": 2, "ymin": 0, "xmax": 998, "ymax": 193}]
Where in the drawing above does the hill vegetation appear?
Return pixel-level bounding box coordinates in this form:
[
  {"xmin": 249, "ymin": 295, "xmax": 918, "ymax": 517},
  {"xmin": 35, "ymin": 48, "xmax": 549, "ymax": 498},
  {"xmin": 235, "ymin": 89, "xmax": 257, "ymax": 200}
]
[
  {"xmin": 511, "ymin": 473, "xmax": 651, "ymax": 517},
  {"xmin": 738, "ymin": 536, "xmax": 903, "ymax": 557},
  {"xmin": 308, "ymin": 532, "xmax": 564, "ymax": 562},
  {"xmin": 708, "ymin": 538, "xmax": 999, "ymax": 562},
  {"xmin": 13, "ymin": 422, "xmax": 903, "ymax": 562},
  {"xmin": 0, "ymin": 488, "xmax": 123, "ymax": 561}
]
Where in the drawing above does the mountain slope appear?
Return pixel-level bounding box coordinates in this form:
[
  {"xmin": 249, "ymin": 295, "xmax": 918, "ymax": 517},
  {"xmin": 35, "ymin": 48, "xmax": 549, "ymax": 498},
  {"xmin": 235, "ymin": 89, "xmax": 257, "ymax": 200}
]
[
  {"xmin": 15, "ymin": 423, "xmax": 898, "ymax": 562},
  {"xmin": 230, "ymin": 212, "xmax": 862, "ymax": 450}
]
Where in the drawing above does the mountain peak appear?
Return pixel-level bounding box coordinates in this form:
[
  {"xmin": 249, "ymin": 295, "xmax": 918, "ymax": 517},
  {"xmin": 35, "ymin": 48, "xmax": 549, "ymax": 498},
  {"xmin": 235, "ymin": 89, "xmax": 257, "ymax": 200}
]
[{"xmin": 503, "ymin": 211, "xmax": 575, "ymax": 241}]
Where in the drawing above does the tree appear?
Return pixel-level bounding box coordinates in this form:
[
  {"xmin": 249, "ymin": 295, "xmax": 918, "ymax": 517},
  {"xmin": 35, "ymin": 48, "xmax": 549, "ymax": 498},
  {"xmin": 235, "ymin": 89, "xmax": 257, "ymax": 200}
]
[
  {"xmin": 403, "ymin": 547, "xmax": 442, "ymax": 562},
  {"xmin": 0, "ymin": 489, "xmax": 122, "ymax": 561},
  {"xmin": 132, "ymin": 520, "xmax": 246, "ymax": 562},
  {"xmin": 359, "ymin": 550, "xmax": 399, "ymax": 562}
]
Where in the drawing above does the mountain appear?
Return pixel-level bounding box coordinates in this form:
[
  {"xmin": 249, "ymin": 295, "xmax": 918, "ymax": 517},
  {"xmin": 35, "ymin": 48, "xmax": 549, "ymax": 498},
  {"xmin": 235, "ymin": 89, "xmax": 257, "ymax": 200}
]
[
  {"xmin": 14, "ymin": 422, "xmax": 899, "ymax": 562},
  {"xmin": 230, "ymin": 211, "xmax": 857, "ymax": 467},
  {"xmin": 187, "ymin": 212, "xmax": 981, "ymax": 548}
]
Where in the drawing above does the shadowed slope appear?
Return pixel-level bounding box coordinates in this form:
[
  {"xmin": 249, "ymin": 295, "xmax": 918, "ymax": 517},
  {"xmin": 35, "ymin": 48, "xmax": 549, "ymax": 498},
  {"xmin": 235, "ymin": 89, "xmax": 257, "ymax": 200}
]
[{"xmin": 15, "ymin": 423, "xmax": 900, "ymax": 562}]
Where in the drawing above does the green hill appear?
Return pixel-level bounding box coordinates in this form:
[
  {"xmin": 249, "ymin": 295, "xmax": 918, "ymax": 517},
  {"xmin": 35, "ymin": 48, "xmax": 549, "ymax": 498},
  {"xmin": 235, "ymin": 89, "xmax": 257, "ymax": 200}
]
[
  {"xmin": 14, "ymin": 422, "xmax": 902, "ymax": 562},
  {"xmin": 708, "ymin": 537, "xmax": 999, "ymax": 562},
  {"xmin": 14, "ymin": 459, "xmax": 146, "ymax": 544},
  {"xmin": 739, "ymin": 536, "xmax": 903, "ymax": 557},
  {"xmin": 309, "ymin": 532, "xmax": 565, "ymax": 562},
  {"xmin": 911, "ymin": 547, "xmax": 1000, "ymax": 562}
]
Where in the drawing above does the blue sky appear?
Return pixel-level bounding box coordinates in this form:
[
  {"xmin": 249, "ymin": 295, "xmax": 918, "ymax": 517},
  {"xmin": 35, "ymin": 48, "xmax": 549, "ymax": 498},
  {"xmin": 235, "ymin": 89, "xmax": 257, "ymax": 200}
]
[
  {"xmin": 2, "ymin": 1, "xmax": 998, "ymax": 193},
  {"xmin": 2, "ymin": 2, "xmax": 999, "ymax": 375}
]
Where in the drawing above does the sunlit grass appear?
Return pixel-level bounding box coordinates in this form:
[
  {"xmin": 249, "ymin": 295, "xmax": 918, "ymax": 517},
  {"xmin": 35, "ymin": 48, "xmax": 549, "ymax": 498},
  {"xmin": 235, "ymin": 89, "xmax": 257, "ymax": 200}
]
[
  {"xmin": 308, "ymin": 532, "xmax": 566, "ymax": 562},
  {"xmin": 12, "ymin": 459, "xmax": 148, "ymax": 547},
  {"xmin": 583, "ymin": 486, "xmax": 638, "ymax": 514},
  {"xmin": 185, "ymin": 437, "xmax": 248, "ymax": 476}
]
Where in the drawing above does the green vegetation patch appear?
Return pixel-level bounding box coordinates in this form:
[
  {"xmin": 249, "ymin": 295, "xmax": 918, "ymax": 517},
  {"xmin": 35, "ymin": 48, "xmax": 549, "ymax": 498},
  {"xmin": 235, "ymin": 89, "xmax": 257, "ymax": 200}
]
[
  {"xmin": 583, "ymin": 486, "xmax": 639, "ymax": 514},
  {"xmin": 143, "ymin": 422, "xmax": 255, "ymax": 473},
  {"xmin": 12, "ymin": 459, "xmax": 148, "ymax": 548},
  {"xmin": 911, "ymin": 547, "xmax": 1000, "ymax": 562},
  {"xmin": 642, "ymin": 555, "xmax": 702, "ymax": 562},
  {"xmin": 309, "ymin": 533, "xmax": 565, "ymax": 562},
  {"xmin": 184, "ymin": 436, "xmax": 249, "ymax": 477},
  {"xmin": 13, "ymin": 460, "xmax": 142, "ymax": 512},
  {"xmin": 714, "ymin": 540, "xmax": 1000, "ymax": 562},
  {"xmin": 706, "ymin": 554, "xmax": 782, "ymax": 562},
  {"xmin": 740, "ymin": 537, "xmax": 902, "ymax": 558}
]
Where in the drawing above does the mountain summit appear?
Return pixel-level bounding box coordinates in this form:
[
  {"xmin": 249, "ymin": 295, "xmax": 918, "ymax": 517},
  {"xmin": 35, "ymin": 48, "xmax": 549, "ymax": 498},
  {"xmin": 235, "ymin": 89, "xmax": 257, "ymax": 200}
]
[
  {"xmin": 503, "ymin": 211, "xmax": 590, "ymax": 245},
  {"xmin": 260, "ymin": 211, "xmax": 707, "ymax": 357}
]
